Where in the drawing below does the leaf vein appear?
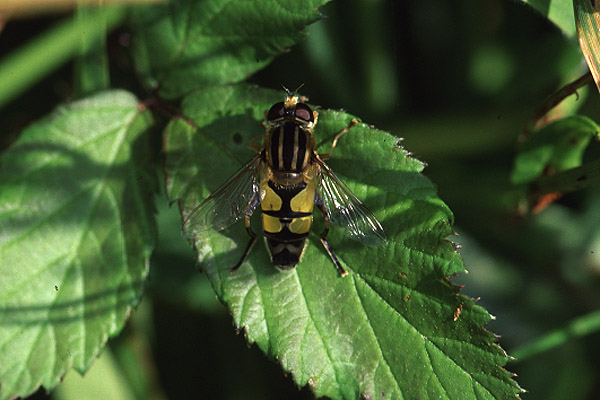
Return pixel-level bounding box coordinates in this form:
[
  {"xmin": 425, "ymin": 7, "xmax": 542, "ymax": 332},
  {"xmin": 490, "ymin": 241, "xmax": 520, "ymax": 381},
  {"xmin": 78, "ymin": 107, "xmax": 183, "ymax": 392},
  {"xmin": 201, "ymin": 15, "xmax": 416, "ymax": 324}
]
[
  {"xmin": 294, "ymin": 268, "xmax": 344, "ymax": 399},
  {"xmin": 359, "ymin": 274, "xmax": 496, "ymax": 398},
  {"xmin": 352, "ymin": 274, "xmax": 405, "ymax": 400}
]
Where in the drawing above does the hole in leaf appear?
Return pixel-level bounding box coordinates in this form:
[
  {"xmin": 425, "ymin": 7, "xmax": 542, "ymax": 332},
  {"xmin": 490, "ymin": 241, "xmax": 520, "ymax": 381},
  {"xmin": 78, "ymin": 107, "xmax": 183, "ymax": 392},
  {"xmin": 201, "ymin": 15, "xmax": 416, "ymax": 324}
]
[{"xmin": 233, "ymin": 132, "xmax": 243, "ymax": 144}]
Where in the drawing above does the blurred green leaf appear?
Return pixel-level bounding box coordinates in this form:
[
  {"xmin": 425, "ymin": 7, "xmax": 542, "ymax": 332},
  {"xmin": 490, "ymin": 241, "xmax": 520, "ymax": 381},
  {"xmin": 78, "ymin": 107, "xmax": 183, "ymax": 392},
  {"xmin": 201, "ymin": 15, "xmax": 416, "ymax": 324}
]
[
  {"xmin": 0, "ymin": 90, "xmax": 156, "ymax": 400},
  {"xmin": 130, "ymin": 0, "xmax": 330, "ymax": 100},
  {"xmin": 109, "ymin": 301, "xmax": 166, "ymax": 400},
  {"xmin": 54, "ymin": 348, "xmax": 135, "ymax": 400},
  {"xmin": 163, "ymin": 84, "xmax": 522, "ymax": 399},
  {"xmin": 520, "ymin": 0, "xmax": 576, "ymax": 36},
  {"xmin": 511, "ymin": 115, "xmax": 600, "ymax": 185},
  {"xmin": 469, "ymin": 43, "xmax": 516, "ymax": 95},
  {"xmin": 150, "ymin": 199, "xmax": 222, "ymax": 313},
  {"xmin": 574, "ymin": 0, "xmax": 600, "ymax": 93}
]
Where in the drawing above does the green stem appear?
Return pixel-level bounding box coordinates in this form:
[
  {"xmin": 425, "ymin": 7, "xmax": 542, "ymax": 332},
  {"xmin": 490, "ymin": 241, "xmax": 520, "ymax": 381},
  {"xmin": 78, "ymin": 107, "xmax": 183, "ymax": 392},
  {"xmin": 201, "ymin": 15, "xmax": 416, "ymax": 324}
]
[
  {"xmin": 511, "ymin": 309, "xmax": 600, "ymax": 362},
  {"xmin": 528, "ymin": 72, "xmax": 593, "ymax": 134},
  {"xmin": 532, "ymin": 158, "xmax": 600, "ymax": 195},
  {"xmin": 0, "ymin": 6, "xmax": 125, "ymax": 110},
  {"xmin": 74, "ymin": 4, "xmax": 111, "ymax": 97}
]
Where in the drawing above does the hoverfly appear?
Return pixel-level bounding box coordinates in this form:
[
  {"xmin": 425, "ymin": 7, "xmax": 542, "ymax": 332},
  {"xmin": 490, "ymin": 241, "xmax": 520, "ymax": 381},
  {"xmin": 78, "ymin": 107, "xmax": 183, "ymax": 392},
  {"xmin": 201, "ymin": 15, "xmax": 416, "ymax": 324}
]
[{"xmin": 182, "ymin": 88, "xmax": 386, "ymax": 276}]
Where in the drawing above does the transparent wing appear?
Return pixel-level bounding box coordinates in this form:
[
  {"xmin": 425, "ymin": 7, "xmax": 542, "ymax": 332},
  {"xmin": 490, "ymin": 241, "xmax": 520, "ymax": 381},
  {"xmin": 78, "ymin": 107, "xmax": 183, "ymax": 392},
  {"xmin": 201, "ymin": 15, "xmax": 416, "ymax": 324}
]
[
  {"xmin": 315, "ymin": 157, "xmax": 386, "ymax": 246},
  {"xmin": 182, "ymin": 155, "xmax": 261, "ymax": 239}
]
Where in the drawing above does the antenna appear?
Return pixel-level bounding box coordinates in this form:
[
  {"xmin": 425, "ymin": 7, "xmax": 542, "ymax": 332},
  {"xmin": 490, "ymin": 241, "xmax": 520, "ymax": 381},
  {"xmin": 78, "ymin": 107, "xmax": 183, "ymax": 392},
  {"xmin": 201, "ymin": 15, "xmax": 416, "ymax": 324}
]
[
  {"xmin": 292, "ymin": 83, "xmax": 305, "ymax": 94},
  {"xmin": 281, "ymin": 84, "xmax": 292, "ymax": 96},
  {"xmin": 280, "ymin": 83, "xmax": 305, "ymax": 96}
]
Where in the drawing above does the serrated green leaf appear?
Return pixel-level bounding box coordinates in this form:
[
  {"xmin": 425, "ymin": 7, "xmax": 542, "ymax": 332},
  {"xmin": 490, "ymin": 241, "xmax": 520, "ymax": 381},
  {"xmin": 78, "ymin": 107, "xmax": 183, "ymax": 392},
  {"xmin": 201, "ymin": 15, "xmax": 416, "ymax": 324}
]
[
  {"xmin": 574, "ymin": 0, "xmax": 600, "ymax": 93},
  {"xmin": 511, "ymin": 115, "xmax": 600, "ymax": 184},
  {"xmin": 164, "ymin": 84, "xmax": 522, "ymax": 399},
  {"xmin": 130, "ymin": 0, "xmax": 330, "ymax": 100},
  {"xmin": 520, "ymin": 0, "xmax": 576, "ymax": 37},
  {"xmin": 0, "ymin": 90, "xmax": 156, "ymax": 400}
]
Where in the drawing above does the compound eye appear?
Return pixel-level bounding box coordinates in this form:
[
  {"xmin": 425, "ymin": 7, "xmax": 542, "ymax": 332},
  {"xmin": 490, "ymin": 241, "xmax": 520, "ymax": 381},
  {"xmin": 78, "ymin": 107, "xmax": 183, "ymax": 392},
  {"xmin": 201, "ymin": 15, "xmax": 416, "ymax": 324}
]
[
  {"xmin": 267, "ymin": 102, "xmax": 286, "ymax": 121},
  {"xmin": 295, "ymin": 103, "xmax": 313, "ymax": 122}
]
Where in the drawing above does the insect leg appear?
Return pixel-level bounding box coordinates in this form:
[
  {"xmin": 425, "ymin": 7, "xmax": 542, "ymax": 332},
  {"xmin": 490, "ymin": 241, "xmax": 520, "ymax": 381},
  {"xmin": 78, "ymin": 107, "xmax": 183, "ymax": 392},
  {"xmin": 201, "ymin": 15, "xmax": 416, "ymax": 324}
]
[
  {"xmin": 230, "ymin": 191, "xmax": 260, "ymax": 273},
  {"xmin": 247, "ymin": 135, "xmax": 263, "ymax": 152},
  {"xmin": 320, "ymin": 118, "xmax": 358, "ymax": 160},
  {"xmin": 315, "ymin": 192, "xmax": 348, "ymax": 277},
  {"xmin": 230, "ymin": 214, "xmax": 257, "ymax": 274}
]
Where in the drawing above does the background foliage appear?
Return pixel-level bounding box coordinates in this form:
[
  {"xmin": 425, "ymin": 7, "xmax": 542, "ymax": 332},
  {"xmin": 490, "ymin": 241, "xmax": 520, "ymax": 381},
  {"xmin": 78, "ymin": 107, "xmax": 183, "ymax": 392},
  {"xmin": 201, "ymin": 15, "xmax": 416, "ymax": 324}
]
[{"xmin": 1, "ymin": 0, "xmax": 600, "ymax": 399}]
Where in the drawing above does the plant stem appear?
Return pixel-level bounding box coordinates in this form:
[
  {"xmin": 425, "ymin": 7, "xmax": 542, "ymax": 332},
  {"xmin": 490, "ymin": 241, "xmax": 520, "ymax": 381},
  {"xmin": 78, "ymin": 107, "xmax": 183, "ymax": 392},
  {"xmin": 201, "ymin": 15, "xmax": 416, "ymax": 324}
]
[
  {"xmin": 511, "ymin": 309, "xmax": 600, "ymax": 362},
  {"xmin": 522, "ymin": 72, "xmax": 593, "ymax": 141},
  {"xmin": 73, "ymin": 4, "xmax": 111, "ymax": 97},
  {"xmin": 0, "ymin": 6, "xmax": 125, "ymax": 110},
  {"xmin": 532, "ymin": 158, "xmax": 600, "ymax": 196}
]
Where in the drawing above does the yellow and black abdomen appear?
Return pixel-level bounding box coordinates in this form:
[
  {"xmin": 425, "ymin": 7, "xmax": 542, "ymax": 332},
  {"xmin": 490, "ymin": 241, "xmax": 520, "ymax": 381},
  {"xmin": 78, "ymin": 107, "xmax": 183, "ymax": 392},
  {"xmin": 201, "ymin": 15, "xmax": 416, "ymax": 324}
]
[{"xmin": 260, "ymin": 178, "xmax": 316, "ymax": 270}]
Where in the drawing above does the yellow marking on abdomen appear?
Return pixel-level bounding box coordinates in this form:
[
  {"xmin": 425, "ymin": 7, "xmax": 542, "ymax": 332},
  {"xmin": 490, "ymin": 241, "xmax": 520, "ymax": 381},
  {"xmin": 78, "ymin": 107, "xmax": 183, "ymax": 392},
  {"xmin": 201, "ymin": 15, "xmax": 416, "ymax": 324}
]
[
  {"xmin": 289, "ymin": 216, "xmax": 312, "ymax": 234},
  {"xmin": 260, "ymin": 182, "xmax": 282, "ymax": 211},
  {"xmin": 290, "ymin": 182, "xmax": 316, "ymax": 213},
  {"xmin": 262, "ymin": 214, "xmax": 283, "ymax": 233}
]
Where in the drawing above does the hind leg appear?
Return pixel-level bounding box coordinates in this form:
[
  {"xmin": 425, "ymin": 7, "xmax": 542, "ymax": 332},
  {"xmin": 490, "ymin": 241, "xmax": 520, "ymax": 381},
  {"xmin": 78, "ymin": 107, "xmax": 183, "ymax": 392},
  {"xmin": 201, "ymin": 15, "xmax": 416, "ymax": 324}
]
[
  {"xmin": 315, "ymin": 193, "xmax": 347, "ymax": 277},
  {"xmin": 230, "ymin": 214, "xmax": 257, "ymax": 274}
]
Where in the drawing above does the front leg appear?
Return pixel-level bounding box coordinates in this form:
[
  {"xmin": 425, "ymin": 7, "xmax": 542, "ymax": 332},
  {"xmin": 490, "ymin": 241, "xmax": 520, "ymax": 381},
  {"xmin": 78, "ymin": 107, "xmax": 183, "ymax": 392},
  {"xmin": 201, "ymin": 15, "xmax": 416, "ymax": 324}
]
[{"xmin": 319, "ymin": 118, "xmax": 358, "ymax": 160}]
